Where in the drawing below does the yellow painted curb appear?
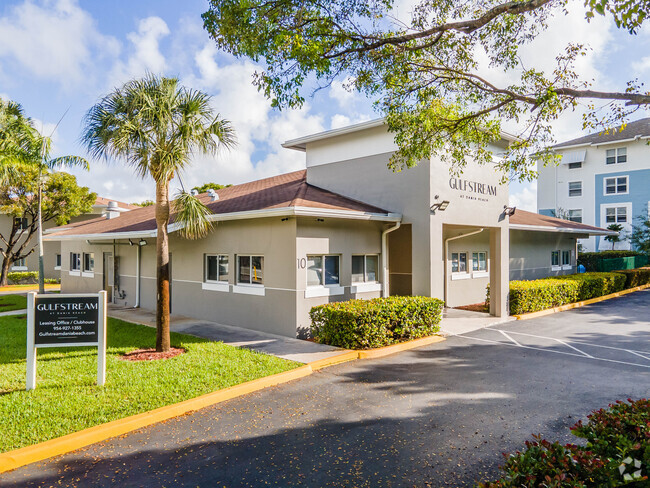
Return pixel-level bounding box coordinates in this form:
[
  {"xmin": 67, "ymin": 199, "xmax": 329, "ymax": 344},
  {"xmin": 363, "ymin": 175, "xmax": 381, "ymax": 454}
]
[
  {"xmin": 0, "ymin": 284, "xmax": 60, "ymax": 293},
  {"xmin": 308, "ymin": 350, "xmax": 358, "ymax": 370},
  {"xmin": 515, "ymin": 283, "xmax": 650, "ymax": 321},
  {"xmin": 357, "ymin": 335, "xmax": 446, "ymax": 359},
  {"xmin": 0, "ymin": 365, "xmax": 313, "ymax": 474}
]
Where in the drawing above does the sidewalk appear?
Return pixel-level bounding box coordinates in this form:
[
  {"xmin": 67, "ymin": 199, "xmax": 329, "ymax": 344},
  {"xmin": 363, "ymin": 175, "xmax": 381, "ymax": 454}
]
[
  {"xmin": 439, "ymin": 308, "xmax": 513, "ymax": 336},
  {"xmin": 108, "ymin": 306, "xmax": 348, "ymax": 364}
]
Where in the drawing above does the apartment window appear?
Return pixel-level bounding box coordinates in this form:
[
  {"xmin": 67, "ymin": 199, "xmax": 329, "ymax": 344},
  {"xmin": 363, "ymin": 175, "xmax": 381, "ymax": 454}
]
[
  {"xmin": 568, "ymin": 209, "xmax": 583, "ymax": 223},
  {"xmin": 55, "ymin": 254, "xmax": 61, "ymax": 268},
  {"xmin": 83, "ymin": 253, "xmax": 94, "ymax": 272},
  {"xmin": 307, "ymin": 255, "xmax": 340, "ymax": 286},
  {"xmin": 472, "ymin": 252, "xmax": 487, "ymax": 272},
  {"xmin": 12, "ymin": 257, "xmax": 26, "ymax": 268},
  {"xmin": 70, "ymin": 253, "xmax": 81, "ymax": 271},
  {"xmin": 568, "ymin": 181, "xmax": 582, "ymax": 197},
  {"xmin": 568, "ymin": 162, "xmax": 582, "ymax": 169},
  {"xmin": 237, "ymin": 255, "xmax": 263, "ymax": 285},
  {"xmin": 451, "ymin": 252, "xmax": 468, "ymax": 273},
  {"xmin": 562, "ymin": 250, "xmax": 571, "ymax": 266},
  {"xmin": 605, "ymin": 207, "xmax": 627, "ymax": 224},
  {"xmin": 14, "ymin": 217, "xmax": 28, "ymax": 230},
  {"xmin": 604, "ymin": 176, "xmax": 628, "ymax": 195},
  {"xmin": 205, "ymin": 254, "xmax": 228, "ymax": 283},
  {"xmin": 606, "ymin": 147, "xmax": 626, "ymax": 165},
  {"xmin": 551, "ymin": 251, "xmax": 560, "ymax": 267},
  {"xmin": 351, "ymin": 255, "xmax": 379, "ymax": 283}
]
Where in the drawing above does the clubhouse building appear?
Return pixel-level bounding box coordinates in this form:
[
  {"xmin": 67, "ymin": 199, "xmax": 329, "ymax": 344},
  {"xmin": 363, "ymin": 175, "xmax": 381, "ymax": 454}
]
[{"xmin": 46, "ymin": 120, "xmax": 613, "ymax": 338}]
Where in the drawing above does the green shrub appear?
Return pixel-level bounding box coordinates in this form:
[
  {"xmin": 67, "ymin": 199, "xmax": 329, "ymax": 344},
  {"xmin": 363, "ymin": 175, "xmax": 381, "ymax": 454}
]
[
  {"xmin": 44, "ymin": 278, "xmax": 61, "ymax": 284},
  {"xmin": 7, "ymin": 271, "xmax": 38, "ymax": 284},
  {"xmin": 509, "ymin": 279, "xmax": 580, "ymax": 315},
  {"xmin": 310, "ymin": 296, "xmax": 444, "ymax": 349},
  {"xmin": 578, "ymin": 251, "xmax": 644, "ymax": 271},
  {"xmin": 550, "ymin": 272, "xmax": 627, "ymax": 301},
  {"xmin": 478, "ymin": 399, "xmax": 650, "ymax": 488},
  {"xmin": 612, "ymin": 268, "xmax": 650, "ymax": 288}
]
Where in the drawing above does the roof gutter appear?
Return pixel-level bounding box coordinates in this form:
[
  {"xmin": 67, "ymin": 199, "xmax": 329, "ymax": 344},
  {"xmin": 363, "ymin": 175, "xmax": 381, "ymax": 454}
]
[
  {"xmin": 509, "ymin": 224, "xmax": 616, "ymax": 236},
  {"xmin": 45, "ymin": 230, "xmax": 157, "ymax": 242}
]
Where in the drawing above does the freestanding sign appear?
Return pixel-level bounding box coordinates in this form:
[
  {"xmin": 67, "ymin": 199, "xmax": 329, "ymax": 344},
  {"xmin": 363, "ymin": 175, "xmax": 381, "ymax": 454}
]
[{"xmin": 26, "ymin": 291, "xmax": 107, "ymax": 390}]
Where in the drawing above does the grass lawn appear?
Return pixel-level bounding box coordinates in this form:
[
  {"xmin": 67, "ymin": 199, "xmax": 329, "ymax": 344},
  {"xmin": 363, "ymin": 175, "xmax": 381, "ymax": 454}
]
[
  {"xmin": 0, "ymin": 294, "xmax": 27, "ymax": 312},
  {"xmin": 0, "ymin": 315, "xmax": 300, "ymax": 452}
]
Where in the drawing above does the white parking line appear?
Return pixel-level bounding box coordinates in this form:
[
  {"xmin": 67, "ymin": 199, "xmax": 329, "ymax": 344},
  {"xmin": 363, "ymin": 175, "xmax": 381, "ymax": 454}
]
[{"xmin": 456, "ymin": 332, "xmax": 650, "ymax": 369}]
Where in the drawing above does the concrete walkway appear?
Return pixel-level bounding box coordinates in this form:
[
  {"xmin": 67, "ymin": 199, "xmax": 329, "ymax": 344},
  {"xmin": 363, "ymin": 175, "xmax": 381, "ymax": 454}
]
[
  {"xmin": 439, "ymin": 308, "xmax": 513, "ymax": 336},
  {"xmin": 0, "ymin": 309, "xmax": 27, "ymax": 316},
  {"xmin": 107, "ymin": 306, "xmax": 347, "ymax": 364}
]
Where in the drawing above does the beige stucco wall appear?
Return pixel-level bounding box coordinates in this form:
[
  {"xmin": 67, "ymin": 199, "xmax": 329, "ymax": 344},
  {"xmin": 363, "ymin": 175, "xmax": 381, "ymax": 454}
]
[
  {"xmin": 509, "ymin": 230, "xmax": 579, "ymax": 280},
  {"xmin": 444, "ymin": 226, "xmax": 491, "ymax": 307}
]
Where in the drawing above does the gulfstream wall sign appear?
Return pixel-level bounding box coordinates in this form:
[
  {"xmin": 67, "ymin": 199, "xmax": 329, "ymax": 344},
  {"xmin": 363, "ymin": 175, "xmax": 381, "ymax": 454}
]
[{"xmin": 449, "ymin": 177, "xmax": 497, "ymax": 202}]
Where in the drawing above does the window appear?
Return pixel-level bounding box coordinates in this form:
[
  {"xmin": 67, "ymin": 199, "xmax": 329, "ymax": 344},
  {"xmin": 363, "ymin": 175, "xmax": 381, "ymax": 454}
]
[
  {"xmin": 604, "ymin": 176, "xmax": 628, "ymax": 195},
  {"xmin": 14, "ymin": 217, "xmax": 28, "ymax": 230},
  {"xmin": 83, "ymin": 253, "xmax": 94, "ymax": 272},
  {"xmin": 70, "ymin": 253, "xmax": 81, "ymax": 271},
  {"xmin": 55, "ymin": 254, "xmax": 61, "ymax": 268},
  {"xmin": 568, "ymin": 162, "xmax": 582, "ymax": 169},
  {"xmin": 606, "ymin": 147, "xmax": 626, "ymax": 165},
  {"xmin": 205, "ymin": 254, "xmax": 228, "ymax": 282},
  {"xmin": 472, "ymin": 252, "xmax": 487, "ymax": 272},
  {"xmin": 551, "ymin": 251, "xmax": 560, "ymax": 267},
  {"xmin": 451, "ymin": 252, "xmax": 468, "ymax": 273},
  {"xmin": 562, "ymin": 250, "xmax": 571, "ymax": 266},
  {"xmin": 605, "ymin": 207, "xmax": 627, "ymax": 224},
  {"xmin": 568, "ymin": 209, "xmax": 583, "ymax": 223},
  {"xmin": 568, "ymin": 181, "xmax": 582, "ymax": 197},
  {"xmin": 307, "ymin": 255, "xmax": 340, "ymax": 286},
  {"xmin": 12, "ymin": 257, "xmax": 26, "ymax": 268},
  {"xmin": 237, "ymin": 255, "xmax": 263, "ymax": 285},
  {"xmin": 351, "ymin": 255, "xmax": 379, "ymax": 283}
]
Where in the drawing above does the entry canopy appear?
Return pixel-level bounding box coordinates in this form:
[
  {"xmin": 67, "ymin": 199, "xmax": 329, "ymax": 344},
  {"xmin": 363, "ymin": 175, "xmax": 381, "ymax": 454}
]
[{"xmin": 560, "ymin": 150, "xmax": 586, "ymax": 165}]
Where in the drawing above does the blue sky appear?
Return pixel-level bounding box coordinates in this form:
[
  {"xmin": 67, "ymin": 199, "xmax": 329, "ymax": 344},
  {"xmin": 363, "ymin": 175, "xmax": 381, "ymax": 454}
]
[{"xmin": 0, "ymin": 0, "xmax": 648, "ymax": 208}]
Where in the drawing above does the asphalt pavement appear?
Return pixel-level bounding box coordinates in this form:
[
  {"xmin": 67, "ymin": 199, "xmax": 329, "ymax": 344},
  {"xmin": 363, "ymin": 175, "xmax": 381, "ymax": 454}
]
[{"xmin": 3, "ymin": 289, "xmax": 649, "ymax": 487}]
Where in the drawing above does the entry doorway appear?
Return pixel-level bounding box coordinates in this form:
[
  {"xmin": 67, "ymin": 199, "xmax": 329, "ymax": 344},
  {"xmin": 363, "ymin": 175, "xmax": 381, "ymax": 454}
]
[
  {"xmin": 388, "ymin": 224, "xmax": 412, "ymax": 296},
  {"xmin": 103, "ymin": 252, "xmax": 113, "ymax": 302}
]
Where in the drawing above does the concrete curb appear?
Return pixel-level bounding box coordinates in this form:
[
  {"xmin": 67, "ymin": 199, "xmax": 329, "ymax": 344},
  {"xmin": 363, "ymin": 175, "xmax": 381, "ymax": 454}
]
[
  {"xmin": 0, "ymin": 335, "xmax": 446, "ymax": 474},
  {"xmin": 514, "ymin": 283, "xmax": 650, "ymax": 321}
]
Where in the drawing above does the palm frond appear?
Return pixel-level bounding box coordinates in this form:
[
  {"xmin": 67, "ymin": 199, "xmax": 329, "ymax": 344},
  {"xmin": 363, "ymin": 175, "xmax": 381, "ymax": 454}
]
[
  {"xmin": 173, "ymin": 190, "xmax": 213, "ymax": 239},
  {"xmin": 48, "ymin": 155, "xmax": 90, "ymax": 171}
]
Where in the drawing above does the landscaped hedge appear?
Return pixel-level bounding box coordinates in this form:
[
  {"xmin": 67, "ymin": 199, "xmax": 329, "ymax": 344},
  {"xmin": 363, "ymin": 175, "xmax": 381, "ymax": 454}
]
[
  {"xmin": 550, "ymin": 272, "xmax": 627, "ymax": 301},
  {"xmin": 578, "ymin": 250, "xmax": 644, "ymax": 271},
  {"xmin": 509, "ymin": 279, "xmax": 581, "ymax": 315},
  {"xmin": 612, "ymin": 267, "xmax": 650, "ymax": 288},
  {"xmin": 310, "ymin": 296, "xmax": 444, "ymax": 349},
  {"xmin": 478, "ymin": 398, "xmax": 650, "ymax": 487},
  {"xmin": 7, "ymin": 271, "xmax": 38, "ymax": 284}
]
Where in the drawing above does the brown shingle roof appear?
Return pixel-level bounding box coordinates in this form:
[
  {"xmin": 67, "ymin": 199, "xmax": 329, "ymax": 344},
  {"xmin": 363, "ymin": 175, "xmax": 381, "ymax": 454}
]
[
  {"xmin": 47, "ymin": 170, "xmax": 392, "ymax": 238},
  {"xmin": 510, "ymin": 209, "xmax": 615, "ymax": 235},
  {"xmin": 554, "ymin": 117, "xmax": 650, "ymax": 148}
]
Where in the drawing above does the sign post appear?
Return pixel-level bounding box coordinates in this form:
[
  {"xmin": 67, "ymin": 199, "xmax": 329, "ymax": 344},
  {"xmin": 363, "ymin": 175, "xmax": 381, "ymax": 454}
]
[{"xmin": 26, "ymin": 291, "xmax": 107, "ymax": 391}]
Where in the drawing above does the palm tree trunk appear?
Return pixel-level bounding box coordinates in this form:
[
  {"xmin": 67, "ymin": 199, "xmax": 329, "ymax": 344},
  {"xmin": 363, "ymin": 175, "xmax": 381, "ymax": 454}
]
[{"xmin": 155, "ymin": 180, "xmax": 171, "ymax": 353}]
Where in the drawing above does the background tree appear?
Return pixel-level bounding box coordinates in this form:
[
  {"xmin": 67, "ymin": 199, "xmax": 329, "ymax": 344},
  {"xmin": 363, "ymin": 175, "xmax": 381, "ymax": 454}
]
[
  {"xmin": 630, "ymin": 215, "xmax": 650, "ymax": 253},
  {"xmin": 604, "ymin": 223, "xmax": 624, "ymax": 250},
  {"xmin": 0, "ymin": 169, "xmax": 96, "ymax": 285},
  {"xmin": 192, "ymin": 182, "xmax": 232, "ymax": 193},
  {"xmin": 131, "ymin": 200, "xmax": 155, "ymax": 207},
  {"xmin": 82, "ymin": 74, "xmax": 235, "ymax": 353},
  {"xmin": 204, "ymin": 0, "xmax": 650, "ymax": 180}
]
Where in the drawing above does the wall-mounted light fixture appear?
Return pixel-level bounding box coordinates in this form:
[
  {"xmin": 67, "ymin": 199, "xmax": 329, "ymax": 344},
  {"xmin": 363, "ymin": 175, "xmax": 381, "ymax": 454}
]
[
  {"xmin": 138, "ymin": 239, "xmax": 148, "ymax": 246},
  {"xmin": 503, "ymin": 205, "xmax": 517, "ymax": 217},
  {"xmin": 430, "ymin": 195, "xmax": 450, "ymax": 214},
  {"xmin": 316, "ymin": 218, "xmax": 325, "ymax": 222}
]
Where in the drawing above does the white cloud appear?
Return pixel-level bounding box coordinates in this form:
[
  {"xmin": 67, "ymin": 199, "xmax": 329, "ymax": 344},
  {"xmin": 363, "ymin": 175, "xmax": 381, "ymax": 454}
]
[
  {"xmin": 329, "ymin": 77, "xmax": 357, "ymax": 107},
  {"xmin": 0, "ymin": 0, "xmax": 119, "ymax": 86},
  {"xmin": 509, "ymin": 181, "xmax": 537, "ymax": 212}
]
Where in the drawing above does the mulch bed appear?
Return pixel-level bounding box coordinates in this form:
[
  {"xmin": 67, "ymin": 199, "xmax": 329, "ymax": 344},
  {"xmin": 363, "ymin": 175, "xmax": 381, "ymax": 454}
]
[
  {"xmin": 120, "ymin": 347, "xmax": 186, "ymax": 362},
  {"xmin": 454, "ymin": 302, "xmax": 488, "ymax": 313}
]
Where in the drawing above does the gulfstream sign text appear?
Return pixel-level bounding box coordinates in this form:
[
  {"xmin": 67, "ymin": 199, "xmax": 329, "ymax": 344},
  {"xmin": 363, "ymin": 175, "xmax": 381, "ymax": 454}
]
[{"xmin": 449, "ymin": 177, "xmax": 497, "ymax": 197}]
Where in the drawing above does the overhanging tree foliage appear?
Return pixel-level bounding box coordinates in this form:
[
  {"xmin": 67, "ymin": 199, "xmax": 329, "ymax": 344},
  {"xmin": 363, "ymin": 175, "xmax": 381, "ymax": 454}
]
[
  {"xmin": 204, "ymin": 0, "xmax": 650, "ymax": 180},
  {"xmin": 0, "ymin": 169, "xmax": 96, "ymax": 285},
  {"xmin": 192, "ymin": 182, "xmax": 232, "ymax": 193}
]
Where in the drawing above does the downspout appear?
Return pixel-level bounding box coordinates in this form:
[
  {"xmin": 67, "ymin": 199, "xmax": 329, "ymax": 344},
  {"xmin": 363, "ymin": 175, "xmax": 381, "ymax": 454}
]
[
  {"xmin": 381, "ymin": 221, "xmax": 401, "ymax": 298},
  {"xmin": 112, "ymin": 240, "xmax": 117, "ymax": 304},
  {"xmin": 444, "ymin": 228, "xmax": 485, "ymax": 307},
  {"xmin": 134, "ymin": 244, "xmax": 141, "ymax": 308}
]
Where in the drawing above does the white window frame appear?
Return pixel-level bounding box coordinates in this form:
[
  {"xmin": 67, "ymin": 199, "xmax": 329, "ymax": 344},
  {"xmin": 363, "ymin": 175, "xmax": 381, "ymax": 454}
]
[
  {"xmin": 567, "ymin": 161, "xmax": 582, "ymax": 169},
  {"xmin": 351, "ymin": 254, "xmax": 381, "ymax": 294},
  {"xmin": 55, "ymin": 253, "xmax": 61, "ymax": 270},
  {"xmin": 305, "ymin": 254, "xmax": 344, "ymax": 298},
  {"xmin": 568, "ymin": 181, "xmax": 582, "ymax": 197},
  {"xmin": 551, "ymin": 250, "xmax": 561, "ymax": 271},
  {"xmin": 203, "ymin": 253, "xmax": 229, "ymax": 292},
  {"xmin": 69, "ymin": 252, "xmax": 81, "ymax": 276},
  {"xmin": 568, "ymin": 209, "xmax": 583, "ymax": 223},
  {"xmin": 561, "ymin": 250, "xmax": 572, "ymax": 270},
  {"xmin": 604, "ymin": 206, "xmax": 628, "ymax": 224},
  {"xmin": 606, "ymin": 147, "xmax": 627, "ymax": 165},
  {"xmin": 451, "ymin": 251, "xmax": 470, "ymax": 280},
  {"xmin": 82, "ymin": 252, "xmax": 95, "ymax": 277},
  {"xmin": 471, "ymin": 251, "xmax": 489, "ymax": 278},
  {"xmin": 12, "ymin": 257, "xmax": 27, "ymax": 271},
  {"xmin": 603, "ymin": 175, "xmax": 629, "ymax": 196},
  {"xmin": 233, "ymin": 255, "xmax": 265, "ymax": 296}
]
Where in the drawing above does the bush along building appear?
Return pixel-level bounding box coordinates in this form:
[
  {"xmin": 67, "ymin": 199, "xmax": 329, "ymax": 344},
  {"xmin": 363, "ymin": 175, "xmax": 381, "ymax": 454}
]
[
  {"xmin": 46, "ymin": 120, "xmax": 614, "ymax": 338},
  {"xmin": 537, "ymin": 117, "xmax": 650, "ymax": 252}
]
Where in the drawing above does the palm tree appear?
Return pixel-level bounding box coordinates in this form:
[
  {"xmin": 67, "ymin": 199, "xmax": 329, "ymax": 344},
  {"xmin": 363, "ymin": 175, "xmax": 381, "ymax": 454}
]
[
  {"xmin": 82, "ymin": 75, "xmax": 235, "ymax": 352},
  {"xmin": 605, "ymin": 223, "xmax": 624, "ymax": 250}
]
